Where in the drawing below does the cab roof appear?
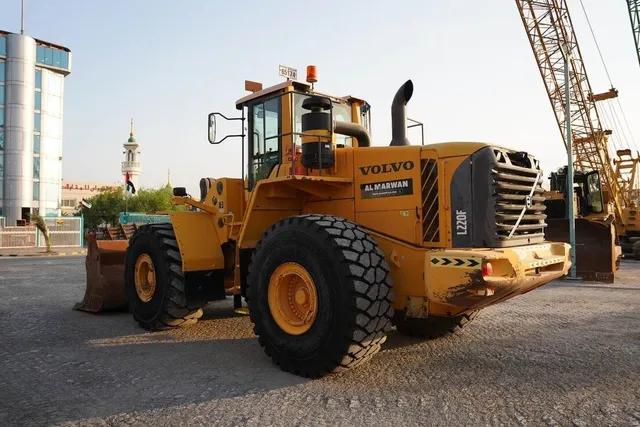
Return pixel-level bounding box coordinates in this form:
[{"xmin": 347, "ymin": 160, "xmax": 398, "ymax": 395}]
[{"xmin": 235, "ymin": 80, "xmax": 366, "ymax": 110}]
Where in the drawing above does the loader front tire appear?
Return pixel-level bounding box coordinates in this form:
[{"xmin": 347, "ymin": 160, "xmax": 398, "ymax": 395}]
[
  {"xmin": 393, "ymin": 310, "xmax": 480, "ymax": 339},
  {"xmin": 125, "ymin": 223, "xmax": 204, "ymax": 331},
  {"xmin": 247, "ymin": 215, "xmax": 394, "ymax": 378}
]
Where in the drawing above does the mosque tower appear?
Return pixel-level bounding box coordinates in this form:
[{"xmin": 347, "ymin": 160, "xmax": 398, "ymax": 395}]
[{"xmin": 121, "ymin": 118, "xmax": 141, "ymax": 194}]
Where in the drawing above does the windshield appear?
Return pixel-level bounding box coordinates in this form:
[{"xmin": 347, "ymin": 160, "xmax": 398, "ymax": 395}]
[{"xmin": 293, "ymin": 94, "xmax": 353, "ymax": 147}]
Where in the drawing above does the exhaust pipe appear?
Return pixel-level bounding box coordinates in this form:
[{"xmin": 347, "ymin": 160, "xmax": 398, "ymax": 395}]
[
  {"xmin": 333, "ymin": 121, "xmax": 371, "ymax": 147},
  {"xmin": 390, "ymin": 79, "xmax": 414, "ymax": 146}
]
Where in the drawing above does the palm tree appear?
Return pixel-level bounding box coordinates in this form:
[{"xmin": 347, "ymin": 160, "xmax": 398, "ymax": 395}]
[{"xmin": 29, "ymin": 213, "xmax": 52, "ymax": 253}]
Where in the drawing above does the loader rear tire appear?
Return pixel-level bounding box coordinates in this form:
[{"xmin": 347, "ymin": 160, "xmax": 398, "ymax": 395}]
[
  {"xmin": 125, "ymin": 223, "xmax": 205, "ymax": 331},
  {"xmin": 393, "ymin": 310, "xmax": 480, "ymax": 339},
  {"xmin": 247, "ymin": 215, "xmax": 394, "ymax": 378}
]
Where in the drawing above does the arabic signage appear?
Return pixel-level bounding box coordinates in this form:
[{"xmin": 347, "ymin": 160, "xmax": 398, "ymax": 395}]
[{"xmin": 61, "ymin": 183, "xmax": 120, "ymax": 192}]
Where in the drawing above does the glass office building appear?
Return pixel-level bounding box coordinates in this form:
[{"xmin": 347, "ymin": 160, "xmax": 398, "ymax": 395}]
[{"xmin": 0, "ymin": 30, "xmax": 71, "ymax": 225}]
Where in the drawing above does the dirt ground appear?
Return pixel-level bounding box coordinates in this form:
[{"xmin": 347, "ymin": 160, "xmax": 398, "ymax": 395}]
[{"xmin": 0, "ymin": 256, "xmax": 638, "ymax": 427}]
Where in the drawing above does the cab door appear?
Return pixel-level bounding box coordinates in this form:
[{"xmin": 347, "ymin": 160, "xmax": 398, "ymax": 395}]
[{"xmin": 247, "ymin": 96, "xmax": 281, "ymax": 190}]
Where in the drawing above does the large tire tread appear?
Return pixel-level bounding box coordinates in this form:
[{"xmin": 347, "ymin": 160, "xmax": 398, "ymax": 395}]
[
  {"xmin": 126, "ymin": 223, "xmax": 204, "ymax": 331},
  {"xmin": 247, "ymin": 214, "xmax": 394, "ymax": 378}
]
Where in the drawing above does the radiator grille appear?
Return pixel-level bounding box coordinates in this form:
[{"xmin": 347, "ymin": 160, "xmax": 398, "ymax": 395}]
[
  {"xmin": 421, "ymin": 159, "xmax": 440, "ymax": 242},
  {"xmin": 492, "ymin": 150, "xmax": 547, "ymax": 241}
]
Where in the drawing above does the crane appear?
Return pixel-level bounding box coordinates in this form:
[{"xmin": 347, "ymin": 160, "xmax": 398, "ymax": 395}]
[
  {"xmin": 515, "ymin": 0, "xmax": 629, "ymax": 230},
  {"xmin": 627, "ymin": 0, "xmax": 640, "ymax": 68}
]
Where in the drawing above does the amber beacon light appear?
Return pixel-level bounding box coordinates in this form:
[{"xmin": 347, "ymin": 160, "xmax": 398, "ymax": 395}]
[{"xmin": 306, "ymin": 65, "xmax": 317, "ymax": 85}]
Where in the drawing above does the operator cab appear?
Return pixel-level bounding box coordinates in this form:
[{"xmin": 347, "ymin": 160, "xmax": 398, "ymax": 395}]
[
  {"xmin": 546, "ymin": 167, "xmax": 604, "ymax": 217},
  {"xmin": 209, "ymin": 74, "xmax": 371, "ymax": 191}
]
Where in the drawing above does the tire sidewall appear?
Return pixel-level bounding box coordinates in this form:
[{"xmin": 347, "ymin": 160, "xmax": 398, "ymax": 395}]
[
  {"xmin": 249, "ymin": 225, "xmax": 351, "ymax": 364},
  {"xmin": 125, "ymin": 229, "xmax": 170, "ymax": 323}
]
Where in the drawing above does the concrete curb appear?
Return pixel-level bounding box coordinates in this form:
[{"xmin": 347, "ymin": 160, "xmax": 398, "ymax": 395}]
[{"xmin": 0, "ymin": 250, "xmax": 86, "ymax": 257}]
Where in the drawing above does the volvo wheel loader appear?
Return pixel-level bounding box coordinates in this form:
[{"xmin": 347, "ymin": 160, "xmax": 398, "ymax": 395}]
[{"xmin": 76, "ymin": 69, "xmax": 571, "ymax": 378}]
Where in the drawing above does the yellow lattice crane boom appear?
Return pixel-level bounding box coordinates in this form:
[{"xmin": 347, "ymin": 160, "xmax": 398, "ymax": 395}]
[{"xmin": 515, "ymin": 0, "xmax": 629, "ymax": 229}]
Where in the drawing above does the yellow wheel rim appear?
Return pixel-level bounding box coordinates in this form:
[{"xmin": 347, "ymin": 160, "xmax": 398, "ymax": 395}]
[
  {"xmin": 134, "ymin": 254, "xmax": 156, "ymax": 303},
  {"xmin": 267, "ymin": 262, "xmax": 317, "ymax": 335}
]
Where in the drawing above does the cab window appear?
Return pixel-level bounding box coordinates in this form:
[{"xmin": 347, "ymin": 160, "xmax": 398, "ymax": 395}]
[
  {"xmin": 249, "ymin": 97, "xmax": 281, "ymax": 189},
  {"xmin": 587, "ymin": 172, "xmax": 604, "ymax": 213}
]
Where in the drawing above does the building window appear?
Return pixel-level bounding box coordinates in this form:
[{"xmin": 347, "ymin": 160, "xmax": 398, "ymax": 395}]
[
  {"xmin": 33, "ymin": 134, "xmax": 40, "ymax": 154},
  {"xmin": 44, "ymin": 47, "xmax": 52, "ymax": 66},
  {"xmin": 0, "ymin": 37, "xmax": 6, "ymax": 56},
  {"xmin": 33, "ymin": 156, "xmax": 40, "ymax": 179},
  {"xmin": 35, "ymin": 91, "xmax": 41, "ymax": 111},
  {"xmin": 36, "ymin": 45, "xmax": 44, "ymax": 63},
  {"xmin": 0, "ymin": 86, "xmax": 4, "ymax": 106},
  {"xmin": 0, "ymin": 131, "xmax": 4, "ymax": 151},
  {"xmin": 0, "ymin": 180, "xmax": 3, "ymax": 199},
  {"xmin": 61, "ymin": 52, "xmax": 69, "ymax": 69},
  {"xmin": 0, "ymin": 60, "xmax": 4, "ymax": 81},
  {"xmin": 0, "ymin": 152, "xmax": 3, "ymax": 175},
  {"xmin": 35, "ymin": 69, "xmax": 42, "ymax": 89},
  {"xmin": 33, "ymin": 182, "xmax": 39, "ymax": 200},
  {"xmin": 34, "ymin": 113, "xmax": 41, "ymax": 132},
  {"xmin": 53, "ymin": 49, "xmax": 60, "ymax": 67},
  {"xmin": 61, "ymin": 199, "xmax": 77, "ymax": 208}
]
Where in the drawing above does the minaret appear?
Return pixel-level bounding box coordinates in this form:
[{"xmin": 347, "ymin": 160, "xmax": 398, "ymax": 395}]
[{"xmin": 121, "ymin": 118, "xmax": 141, "ymax": 194}]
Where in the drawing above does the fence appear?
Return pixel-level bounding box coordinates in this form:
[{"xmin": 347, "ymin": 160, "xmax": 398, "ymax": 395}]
[
  {"xmin": 0, "ymin": 216, "xmax": 83, "ymax": 249},
  {"xmin": 119, "ymin": 212, "xmax": 170, "ymax": 225}
]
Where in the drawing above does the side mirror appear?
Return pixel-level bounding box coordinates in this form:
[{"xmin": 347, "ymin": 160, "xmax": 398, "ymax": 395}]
[
  {"xmin": 208, "ymin": 113, "xmax": 217, "ymax": 144},
  {"xmin": 207, "ymin": 112, "xmax": 244, "ymax": 145}
]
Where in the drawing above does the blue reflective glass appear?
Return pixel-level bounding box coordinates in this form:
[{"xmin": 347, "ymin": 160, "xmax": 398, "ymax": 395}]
[
  {"xmin": 36, "ymin": 45, "xmax": 45, "ymax": 63},
  {"xmin": 0, "ymin": 86, "xmax": 4, "ymax": 105},
  {"xmin": 61, "ymin": 52, "xmax": 69, "ymax": 69},
  {"xmin": 0, "ymin": 37, "xmax": 6, "ymax": 56},
  {"xmin": 35, "ymin": 69, "xmax": 42, "ymax": 89},
  {"xmin": 33, "ymin": 156, "xmax": 40, "ymax": 179},
  {"xmin": 53, "ymin": 49, "xmax": 61, "ymax": 67},
  {"xmin": 0, "ymin": 130, "xmax": 4, "ymax": 150},
  {"xmin": 33, "ymin": 134, "xmax": 40, "ymax": 153},
  {"xmin": 34, "ymin": 92, "xmax": 41, "ymax": 110},
  {"xmin": 0, "ymin": 61, "xmax": 4, "ymax": 81},
  {"xmin": 0, "ymin": 109, "xmax": 4, "ymax": 127},
  {"xmin": 44, "ymin": 48, "xmax": 53, "ymax": 65},
  {"xmin": 34, "ymin": 113, "xmax": 41, "ymax": 132},
  {"xmin": 0, "ymin": 153, "xmax": 4, "ymax": 175},
  {"xmin": 33, "ymin": 182, "xmax": 39, "ymax": 200}
]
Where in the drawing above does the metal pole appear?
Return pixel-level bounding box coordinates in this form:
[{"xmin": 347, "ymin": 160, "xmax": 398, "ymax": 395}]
[
  {"xmin": 21, "ymin": 0, "xmax": 25, "ymax": 34},
  {"xmin": 565, "ymin": 45, "xmax": 578, "ymax": 279}
]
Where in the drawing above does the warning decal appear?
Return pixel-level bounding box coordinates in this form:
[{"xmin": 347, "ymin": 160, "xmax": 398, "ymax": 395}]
[
  {"xmin": 430, "ymin": 256, "xmax": 481, "ymax": 268},
  {"xmin": 360, "ymin": 178, "xmax": 413, "ymax": 199}
]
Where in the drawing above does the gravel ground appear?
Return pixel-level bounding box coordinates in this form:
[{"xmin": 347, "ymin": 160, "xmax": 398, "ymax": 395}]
[{"xmin": 0, "ymin": 256, "xmax": 638, "ymax": 427}]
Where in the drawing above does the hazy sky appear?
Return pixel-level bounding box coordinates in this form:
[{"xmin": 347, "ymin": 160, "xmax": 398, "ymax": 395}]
[{"xmin": 1, "ymin": 0, "xmax": 639, "ymax": 193}]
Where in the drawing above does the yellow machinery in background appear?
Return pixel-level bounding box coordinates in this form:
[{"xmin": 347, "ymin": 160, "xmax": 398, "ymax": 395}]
[{"xmin": 76, "ymin": 68, "xmax": 570, "ymax": 378}]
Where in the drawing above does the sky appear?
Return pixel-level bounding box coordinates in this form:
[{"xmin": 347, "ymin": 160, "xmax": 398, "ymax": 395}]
[{"xmin": 1, "ymin": 0, "xmax": 639, "ymax": 193}]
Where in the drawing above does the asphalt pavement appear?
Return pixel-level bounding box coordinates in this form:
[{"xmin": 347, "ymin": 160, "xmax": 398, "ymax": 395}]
[{"xmin": 0, "ymin": 256, "xmax": 638, "ymax": 427}]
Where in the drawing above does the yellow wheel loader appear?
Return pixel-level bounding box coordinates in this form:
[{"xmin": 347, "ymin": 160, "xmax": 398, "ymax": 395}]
[
  {"xmin": 543, "ymin": 167, "xmax": 621, "ymax": 282},
  {"xmin": 76, "ymin": 70, "xmax": 571, "ymax": 378}
]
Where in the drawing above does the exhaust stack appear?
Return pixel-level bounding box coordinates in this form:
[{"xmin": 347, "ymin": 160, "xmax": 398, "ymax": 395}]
[{"xmin": 390, "ymin": 79, "xmax": 414, "ymax": 147}]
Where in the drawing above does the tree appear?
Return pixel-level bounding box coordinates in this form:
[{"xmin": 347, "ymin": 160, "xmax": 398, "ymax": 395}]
[
  {"xmin": 77, "ymin": 187, "xmax": 126, "ymax": 231},
  {"xmin": 28, "ymin": 212, "xmax": 51, "ymax": 253},
  {"xmin": 77, "ymin": 184, "xmax": 184, "ymax": 231}
]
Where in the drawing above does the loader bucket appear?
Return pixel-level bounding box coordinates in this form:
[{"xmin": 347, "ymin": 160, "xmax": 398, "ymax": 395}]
[
  {"xmin": 73, "ymin": 239, "xmax": 129, "ymax": 312},
  {"xmin": 544, "ymin": 218, "xmax": 620, "ymax": 283}
]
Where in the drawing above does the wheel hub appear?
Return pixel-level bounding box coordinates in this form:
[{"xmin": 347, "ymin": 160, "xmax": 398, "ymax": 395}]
[
  {"xmin": 268, "ymin": 262, "xmax": 317, "ymax": 335},
  {"xmin": 134, "ymin": 254, "xmax": 156, "ymax": 303}
]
